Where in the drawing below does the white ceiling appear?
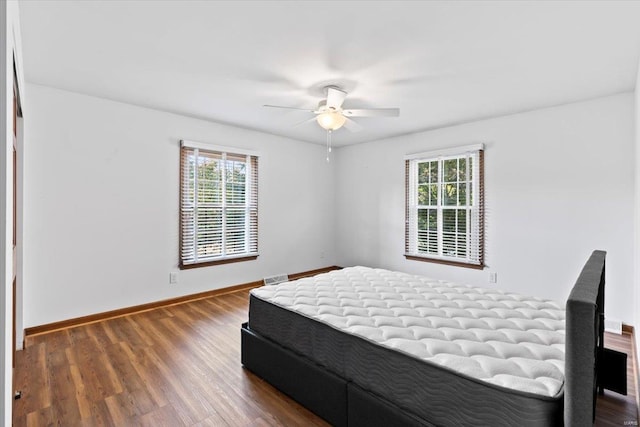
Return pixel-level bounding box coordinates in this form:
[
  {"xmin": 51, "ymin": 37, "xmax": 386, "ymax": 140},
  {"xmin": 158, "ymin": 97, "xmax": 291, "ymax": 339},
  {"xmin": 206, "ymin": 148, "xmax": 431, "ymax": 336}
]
[{"xmin": 18, "ymin": 1, "xmax": 640, "ymax": 147}]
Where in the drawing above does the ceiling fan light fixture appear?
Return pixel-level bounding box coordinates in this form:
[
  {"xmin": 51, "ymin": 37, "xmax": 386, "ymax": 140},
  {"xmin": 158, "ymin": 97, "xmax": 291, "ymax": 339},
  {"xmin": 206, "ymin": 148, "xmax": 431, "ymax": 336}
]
[
  {"xmin": 264, "ymin": 85, "xmax": 399, "ymax": 139},
  {"xmin": 316, "ymin": 110, "xmax": 346, "ymax": 131}
]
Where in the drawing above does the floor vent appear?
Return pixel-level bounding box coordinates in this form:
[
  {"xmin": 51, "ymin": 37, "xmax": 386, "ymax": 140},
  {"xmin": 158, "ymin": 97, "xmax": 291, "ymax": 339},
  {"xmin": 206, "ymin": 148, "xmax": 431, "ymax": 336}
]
[{"xmin": 264, "ymin": 274, "xmax": 289, "ymax": 286}]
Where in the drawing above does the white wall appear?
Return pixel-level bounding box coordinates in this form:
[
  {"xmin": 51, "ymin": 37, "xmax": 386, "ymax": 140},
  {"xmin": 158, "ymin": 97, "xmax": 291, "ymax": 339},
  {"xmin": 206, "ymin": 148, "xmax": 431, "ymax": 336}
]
[
  {"xmin": 23, "ymin": 84, "xmax": 336, "ymax": 328},
  {"xmin": 22, "ymin": 83, "xmax": 638, "ymax": 333},
  {"xmin": 335, "ymin": 93, "xmax": 635, "ymax": 324},
  {"xmin": 1, "ymin": 1, "xmax": 25, "ymax": 424}
]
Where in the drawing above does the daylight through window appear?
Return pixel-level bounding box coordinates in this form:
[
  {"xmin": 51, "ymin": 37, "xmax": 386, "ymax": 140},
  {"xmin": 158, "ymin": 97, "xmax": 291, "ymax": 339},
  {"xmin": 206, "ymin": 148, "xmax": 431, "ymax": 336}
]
[
  {"xmin": 180, "ymin": 141, "xmax": 258, "ymax": 268},
  {"xmin": 405, "ymin": 145, "xmax": 484, "ymax": 268}
]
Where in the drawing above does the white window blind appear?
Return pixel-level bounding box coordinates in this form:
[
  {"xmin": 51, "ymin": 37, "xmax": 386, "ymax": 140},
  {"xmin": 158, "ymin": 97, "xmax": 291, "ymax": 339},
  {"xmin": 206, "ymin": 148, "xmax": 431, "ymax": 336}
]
[
  {"xmin": 405, "ymin": 145, "xmax": 484, "ymax": 267},
  {"xmin": 180, "ymin": 144, "xmax": 258, "ymax": 267}
]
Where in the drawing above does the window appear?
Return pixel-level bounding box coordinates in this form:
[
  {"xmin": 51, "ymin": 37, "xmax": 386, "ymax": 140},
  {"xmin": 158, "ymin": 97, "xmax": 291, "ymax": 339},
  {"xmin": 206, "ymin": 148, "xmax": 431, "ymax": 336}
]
[
  {"xmin": 180, "ymin": 141, "xmax": 258, "ymax": 268},
  {"xmin": 405, "ymin": 144, "xmax": 484, "ymax": 268}
]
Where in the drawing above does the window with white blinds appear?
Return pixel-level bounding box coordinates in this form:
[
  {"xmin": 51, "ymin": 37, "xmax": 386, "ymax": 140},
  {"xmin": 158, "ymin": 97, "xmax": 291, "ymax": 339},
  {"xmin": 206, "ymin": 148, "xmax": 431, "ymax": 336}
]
[
  {"xmin": 180, "ymin": 141, "xmax": 258, "ymax": 268},
  {"xmin": 405, "ymin": 145, "xmax": 484, "ymax": 268}
]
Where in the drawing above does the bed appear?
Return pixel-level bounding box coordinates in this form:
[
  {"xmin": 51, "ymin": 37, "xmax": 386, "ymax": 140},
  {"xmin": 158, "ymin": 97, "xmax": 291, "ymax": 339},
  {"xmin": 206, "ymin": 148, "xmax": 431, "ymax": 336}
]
[{"xmin": 241, "ymin": 250, "xmax": 605, "ymax": 426}]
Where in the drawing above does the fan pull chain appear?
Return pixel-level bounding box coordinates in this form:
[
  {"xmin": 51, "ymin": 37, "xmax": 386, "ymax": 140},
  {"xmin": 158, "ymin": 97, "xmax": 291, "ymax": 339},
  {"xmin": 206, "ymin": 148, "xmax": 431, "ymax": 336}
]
[{"xmin": 326, "ymin": 130, "xmax": 332, "ymax": 162}]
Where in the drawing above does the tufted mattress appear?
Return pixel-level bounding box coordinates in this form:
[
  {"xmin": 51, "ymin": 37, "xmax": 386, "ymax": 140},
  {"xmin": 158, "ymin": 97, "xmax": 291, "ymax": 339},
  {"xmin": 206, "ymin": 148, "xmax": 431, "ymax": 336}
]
[{"xmin": 248, "ymin": 266, "xmax": 566, "ymax": 426}]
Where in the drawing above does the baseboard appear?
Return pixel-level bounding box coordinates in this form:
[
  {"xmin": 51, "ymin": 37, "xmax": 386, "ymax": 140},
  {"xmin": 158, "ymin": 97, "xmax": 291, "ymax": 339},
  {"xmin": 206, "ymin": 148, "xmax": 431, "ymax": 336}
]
[
  {"xmin": 627, "ymin": 324, "xmax": 640, "ymax": 415},
  {"xmin": 24, "ymin": 265, "xmax": 341, "ymax": 338},
  {"xmin": 620, "ymin": 324, "xmax": 640, "ymax": 415}
]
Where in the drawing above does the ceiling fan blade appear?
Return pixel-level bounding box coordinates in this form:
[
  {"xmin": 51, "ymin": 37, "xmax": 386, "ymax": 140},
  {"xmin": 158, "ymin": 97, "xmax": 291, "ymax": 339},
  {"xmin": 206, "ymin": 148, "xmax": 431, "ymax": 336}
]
[
  {"xmin": 343, "ymin": 117, "xmax": 363, "ymax": 132},
  {"xmin": 342, "ymin": 108, "xmax": 400, "ymax": 117},
  {"xmin": 326, "ymin": 86, "xmax": 347, "ymax": 110},
  {"xmin": 263, "ymin": 104, "xmax": 316, "ymax": 112},
  {"xmin": 292, "ymin": 117, "xmax": 318, "ymax": 127}
]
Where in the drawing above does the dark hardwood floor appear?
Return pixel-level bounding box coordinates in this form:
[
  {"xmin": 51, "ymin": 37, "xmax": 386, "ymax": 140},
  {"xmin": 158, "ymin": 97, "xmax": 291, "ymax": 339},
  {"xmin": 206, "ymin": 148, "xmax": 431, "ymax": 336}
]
[{"xmin": 13, "ymin": 289, "xmax": 638, "ymax": 426}]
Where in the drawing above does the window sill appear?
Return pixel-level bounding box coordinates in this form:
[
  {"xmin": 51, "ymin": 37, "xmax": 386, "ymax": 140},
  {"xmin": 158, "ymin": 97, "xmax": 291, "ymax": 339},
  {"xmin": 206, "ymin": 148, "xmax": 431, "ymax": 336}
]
[
  {"xmin": 180, "ymin": 254, "xmax": 258, "ymax": 270},
  {"xmin": 404, "ymin": 254, "xmax": 484, "ymax": 270}
]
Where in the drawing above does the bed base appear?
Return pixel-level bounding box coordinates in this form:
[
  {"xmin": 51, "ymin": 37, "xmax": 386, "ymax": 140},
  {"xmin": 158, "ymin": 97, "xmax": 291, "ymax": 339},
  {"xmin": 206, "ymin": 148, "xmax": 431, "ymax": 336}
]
[
  {"xmin": 241, "ymin": 323, "xmax": 347, "ymax": 426},
  {"xmin": 241, "ymin": 323, "xmax": 431, "ymax": 426}
]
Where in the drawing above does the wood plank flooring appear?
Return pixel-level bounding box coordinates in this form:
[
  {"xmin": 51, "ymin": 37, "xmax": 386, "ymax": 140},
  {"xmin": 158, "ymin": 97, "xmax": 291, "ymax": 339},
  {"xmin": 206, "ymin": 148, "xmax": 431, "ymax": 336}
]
[{"xmin": 13, "ymin": 289, "xmax": 639, "ymax": 426}]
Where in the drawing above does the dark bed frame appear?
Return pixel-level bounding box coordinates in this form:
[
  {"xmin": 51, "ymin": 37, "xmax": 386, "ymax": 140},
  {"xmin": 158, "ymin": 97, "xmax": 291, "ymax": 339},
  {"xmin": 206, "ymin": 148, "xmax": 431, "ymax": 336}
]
[{"xmin": 241, "ymin": 250, "xmax": 606, "ymax": 427}]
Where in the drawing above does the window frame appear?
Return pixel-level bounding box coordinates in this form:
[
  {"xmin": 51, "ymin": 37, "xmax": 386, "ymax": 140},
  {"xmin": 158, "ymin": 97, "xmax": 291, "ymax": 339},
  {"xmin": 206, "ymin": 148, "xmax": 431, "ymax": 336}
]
[
  {"xmin": 404, "ymin": 144, "xmax": 484, "ymax": 269},
  {"xmin": 179, "ymin": 140, "xmax": 259, "ymax": 269}
]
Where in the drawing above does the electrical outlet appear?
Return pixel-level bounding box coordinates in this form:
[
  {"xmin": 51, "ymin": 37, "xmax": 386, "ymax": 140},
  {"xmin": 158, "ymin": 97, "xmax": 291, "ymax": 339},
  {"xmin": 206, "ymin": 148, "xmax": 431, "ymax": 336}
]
[
  {"xmin": 169, "ymin": 272, "xmax": 178, "ymax": 284},
  {"xmin": 488, "ymin": 272, "xmax": 497, "ymax": 284}
]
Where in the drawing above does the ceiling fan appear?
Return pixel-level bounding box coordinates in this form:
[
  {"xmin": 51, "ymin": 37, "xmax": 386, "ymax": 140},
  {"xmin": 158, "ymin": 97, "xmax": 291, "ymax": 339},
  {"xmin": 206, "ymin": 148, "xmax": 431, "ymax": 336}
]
[
  {"xmin": 264, "ymin": 85, "xmax": 399, "ymax": 161},
  {"xmin": 264, "ymin": 85, "xmax": 400, "ymax": 133}
]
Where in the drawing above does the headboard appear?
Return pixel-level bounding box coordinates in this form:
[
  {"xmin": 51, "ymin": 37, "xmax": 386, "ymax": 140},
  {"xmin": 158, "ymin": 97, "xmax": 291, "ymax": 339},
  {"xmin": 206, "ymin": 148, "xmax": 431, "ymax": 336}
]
[{"xmin": 564, "ymin": 250, "xmax": 606, "ymax": 427}]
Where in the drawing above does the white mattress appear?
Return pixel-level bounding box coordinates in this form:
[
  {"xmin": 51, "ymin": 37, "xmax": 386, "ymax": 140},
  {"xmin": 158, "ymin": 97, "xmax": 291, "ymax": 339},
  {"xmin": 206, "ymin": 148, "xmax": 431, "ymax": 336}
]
[{"xmin": 251, "ymin": 266, "xmax": 566, "ymax": 398}]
